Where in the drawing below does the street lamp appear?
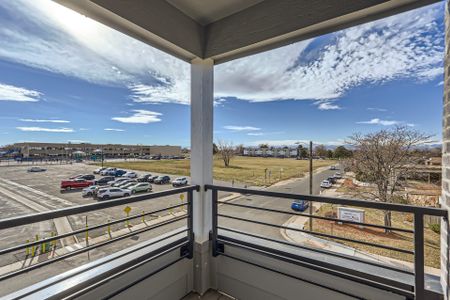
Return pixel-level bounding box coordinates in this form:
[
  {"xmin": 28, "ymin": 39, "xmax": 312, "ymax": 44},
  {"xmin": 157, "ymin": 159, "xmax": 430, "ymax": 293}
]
[{"xmin": 296, "ymin": 141, "xmax": 313, "ymax": 232}]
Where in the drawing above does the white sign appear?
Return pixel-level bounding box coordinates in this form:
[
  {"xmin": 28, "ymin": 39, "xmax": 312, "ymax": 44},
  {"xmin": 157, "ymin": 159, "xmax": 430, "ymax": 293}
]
[{"xmin": 338, "ymin": 207, "xmax": 365, "ymax": 225}]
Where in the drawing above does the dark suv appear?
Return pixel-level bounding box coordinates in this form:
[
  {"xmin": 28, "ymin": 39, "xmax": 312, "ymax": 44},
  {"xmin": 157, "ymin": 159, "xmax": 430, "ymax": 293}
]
[
  {"xmin": 154, "ymin": 175, "xmax": 170, "ymax": 184},
  {"xmin": 95, "ymin": 176, "xmax": 115, "ymax": 186}
]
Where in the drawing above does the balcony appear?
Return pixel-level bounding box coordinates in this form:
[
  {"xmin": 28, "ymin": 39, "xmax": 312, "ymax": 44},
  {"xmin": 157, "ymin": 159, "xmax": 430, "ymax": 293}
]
[
  {"xmin": 0, "ymin": 0, "xmax": 449, "ymax": 299},
  {"xmin": 0, "ymin": 184, "xmax": 447, "ymax": 299}
]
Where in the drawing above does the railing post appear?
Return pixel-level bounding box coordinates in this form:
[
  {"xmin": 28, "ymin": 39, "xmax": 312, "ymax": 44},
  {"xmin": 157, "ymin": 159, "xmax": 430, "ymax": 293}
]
[
  {"xmin": 212, "ymin": 188, "xmax": 218, "ymax": 257},
  {"xmin": 187, "ymin": 190, "xmax": 194, "ymax": 259},
  {"xmin": 414, "ymin": 212, "xmax": 425, "ymax": 300}
]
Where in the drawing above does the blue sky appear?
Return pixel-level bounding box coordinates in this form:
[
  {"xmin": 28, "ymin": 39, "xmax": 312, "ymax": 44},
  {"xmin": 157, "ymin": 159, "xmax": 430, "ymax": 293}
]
[{"xmin": 0, "ymin": 0, "xmax": 445, "ymax": 147}]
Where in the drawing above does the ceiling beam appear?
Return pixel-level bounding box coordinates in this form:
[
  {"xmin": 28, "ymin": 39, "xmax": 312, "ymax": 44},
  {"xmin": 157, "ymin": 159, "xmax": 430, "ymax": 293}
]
[
  {"xmin": 55, "ymin": 0, "xmax": 203, "ymax": 62},
  {"xmin": 205, "ymin": 0, "xmax": 440, "ymax": 64}
]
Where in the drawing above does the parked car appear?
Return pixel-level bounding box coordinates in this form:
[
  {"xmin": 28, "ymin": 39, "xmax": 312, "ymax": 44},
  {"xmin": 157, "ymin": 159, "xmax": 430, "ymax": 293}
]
[
  {"xmin": 113, "ymin": 169, "xmax": 127, "ymax": 177},
  {"xmin": 100, "ymin": 168, "xmax": 116, "ymax": 176},
  {"xmin": 327, "ymin": 177, "xmax": 337, "ymax": 184},
  {"xmin": 172, "ymin": 177, "xmax": 188, "ymax": 187},
  {"xmin": 320, "ymin": 180, "xmax": 332, "ymax": 188},
  {"xmin": 97, "ymin": 188, "xmax": 131, "ymax": 200},
  {"xmin": 82, "ymin": 185, "xmax": 100, "ymax": 197},
  {"xmin": 120, "ymin": 181, "xmax": 139, "ymax": 189},
  {"xmin": 329, "ymin": 165, "xmax": 337, "ymax": 170},
  {"xmin": 148, "ymin": 175, "xmax": 159, "ymax": 183},
  {"xmin": 61, "ymin": 179, "xmax": 94, "ymax": 190},
  {"xmin": 123, "ymin": 171, "xmax": 138, "ymax": 178},
  {"xmin": 291, "ymin": 200, "xmax": 309, "ymax": 212},
  {"xmin": 71, "ymin": 174, "xmax": 95, "ymax": 181},
  {"xmin": 334, "ymin": 172, "xmax": 342, "ymax": 179},
  {"xmin": 27, "ymin": 167, "xmax": 46, "ymax": 172},
  {"xmin": 93, "ymin": 167, "xmax": 106, "ymax": 174},
  {"xmin": 154, "ymin": 175, "xmax": 170, "ymax": 184},
  {"xmin": 129, "ymin": 182, "xmax": 152, "ymax": 194},
  {"xmin": 109, "ymin": 178, "xmax": 129, "ymax": 186},
  {"xmin": 137, "ymin": 174, "xmax": 152, "ymax": 182},
  {"xmin": 95, "ymin": 176, "xmax": 116, "ymax": 186}
]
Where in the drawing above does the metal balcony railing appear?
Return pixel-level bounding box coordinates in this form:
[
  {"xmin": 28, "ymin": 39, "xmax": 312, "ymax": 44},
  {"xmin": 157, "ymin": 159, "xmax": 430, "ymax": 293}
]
[
  {"xmin": 206, "ymin": 184, "xmax": 448, "ymax": 300},
  {"xmin": 0, "ymin": 185, "xmax": 199, "ymax": 296}
]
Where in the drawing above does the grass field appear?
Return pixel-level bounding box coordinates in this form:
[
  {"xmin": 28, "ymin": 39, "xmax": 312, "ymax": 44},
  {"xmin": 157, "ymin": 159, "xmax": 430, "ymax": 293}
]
[
  {"xmin": 97, "ymin": 156, "xmax": 337, "ymax": 186},
  {"xmin": 305, "ymin": 204, "xmax": 440, "ymax": 268}
]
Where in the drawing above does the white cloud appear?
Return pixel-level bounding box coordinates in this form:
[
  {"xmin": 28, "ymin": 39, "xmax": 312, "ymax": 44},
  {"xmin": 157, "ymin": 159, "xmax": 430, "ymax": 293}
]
[
  {"xmin": 104, "ymin": 128, "xmax": 125, "ymax": 132},
  {"xmin": 224, "ymin": 126, "xmax": 261, "ymax": 132},
  {"xmin": 367, "ymin": 107, "xmax": 387, "ymax": 112},
  {"xmin": 68, "ymin": 139, "xmax": 89, "ymax": 143},
  {"xmin": 357, "ymin": 118, "xmax": 400, "ymax": 126},
  {"xmin": 16, "ymin": 126, "xmax": 74, "ymax": 132},
  {"xmin": 215, "ymin": 3, "xmax": 444, "ymax": 102},
  {"xmin": 0, "ymin": 0, "xmax": 189, "ymax": 104},
  {"xmin": 247, "ymin": 132, "xmax": 264, "ymax": 136},
  {"xmin": 0, "ymin": 1, "xmax": 443, "ymax": 107},
  {"xmin": 0, "ymin": 83, "xmax": 41, "ymax": 102},
  {"xmin": 315, "ymin": 101, "xmax": 341, "ymax": 110},
  {"xmin": 112, "ymin": 110, "xmax": 162, "ymax": 124},
  {"xmin": 438, "ymin": 81, "xmax": 444, "ymax": 86},
  {"xmin": 19, "ymin": 118, "xmax": 70, "ymax": 123}
]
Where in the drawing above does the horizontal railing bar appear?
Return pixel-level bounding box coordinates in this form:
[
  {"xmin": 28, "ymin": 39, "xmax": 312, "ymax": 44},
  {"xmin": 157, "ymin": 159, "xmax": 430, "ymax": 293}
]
[
  {"xmin": 218, "ymin": 201, "xmax": 414, "ymax": 233},
  {"xmin": 217, "ymin": 238, "xmax": 415, "ymax": 298},
  {"xmin": 218, "ymin": 227, "xmax": 414, "ymax": 275},
  {"xmin": 63, "ymin": 242, "xmax": 189, "ymax": 300},
  {"xmin": 206, "ymin": 184, "xmax": 447, "ymax": 216},
  {"xmin": 6, "ymin": 228, "xmax": 189, "ymax": 300},
  {"xmin": 0, "ymin": 203, "xmax": 187, "ymax": 256},
  {"xmin": 218, "ymin": 213, "xmax": 414, "ymax": 254},
  {"xmin": 0, "ymin": 185, "xmax": 199, "ymax": 230},
  {"xmin": 0, "ymin": 216, "xmax": 188, "ymax": 282},
  {"xmin": 219, "ymin": 252, "xmax": 361, "ymax": 299}
]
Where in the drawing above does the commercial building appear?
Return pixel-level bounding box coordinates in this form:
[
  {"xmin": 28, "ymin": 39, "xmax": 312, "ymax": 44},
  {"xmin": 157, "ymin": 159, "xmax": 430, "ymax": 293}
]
[
  {"xmin": 243, "ymin": 147, "xmax": 298, "ymax": 158},
  {"xmin": 0, "ymin": 142, "xmax": 181, "ymax": 159}
]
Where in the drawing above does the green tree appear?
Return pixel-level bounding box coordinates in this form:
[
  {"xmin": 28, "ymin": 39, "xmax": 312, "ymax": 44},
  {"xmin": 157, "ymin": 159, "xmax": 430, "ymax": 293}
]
[
  {"xmin": 314, "ymin": 144, "xmax": 328, "ymax": 158},
  {"xmin": 333, "ymin": 146, "xmax": 352, "ymax": 159}
]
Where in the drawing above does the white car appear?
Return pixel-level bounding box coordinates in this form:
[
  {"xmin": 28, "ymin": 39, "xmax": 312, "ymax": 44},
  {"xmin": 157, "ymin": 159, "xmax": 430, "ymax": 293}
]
[
  {"xmin": 334, "ymin": 172, "xmax": 342, "ymax": 179},
  {"xmin": 100, "ymin": 168, "xmax": 116, "ymax": 176},
  {"xmin": 82, "ymin": 185, "xmax": 99, "ymax": 197},
  {"xmin": 172, "ymin": 177, "xmax": 188, "ymax": 187},
  {"xmin": 320, "ymin": 180, "xmax": 332, "ymax": 188},
  {"xmin": 97, "ymin": 188, "xmax": 131, "ymax": 200},
  {"xmin": 109, "ymin": 178, "xmax": 129, "ymax": 186},
  {"xmin": 123, "ymin": 171, "xmax": 138, "ymax": 178}
]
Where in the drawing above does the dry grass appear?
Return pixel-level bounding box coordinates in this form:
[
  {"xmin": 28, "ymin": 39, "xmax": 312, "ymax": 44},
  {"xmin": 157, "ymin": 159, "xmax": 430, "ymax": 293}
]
[
  {"xmin": 97, "ymin": 156, "xmax": 337, "ymax": 186},
  {"xmin": 306, "ymin": 204, "xmax": 440, "ymax": 268}
]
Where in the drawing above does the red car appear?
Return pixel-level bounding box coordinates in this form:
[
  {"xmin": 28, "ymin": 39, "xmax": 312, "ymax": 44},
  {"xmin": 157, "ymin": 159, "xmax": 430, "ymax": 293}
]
[{"xmin": 61, "ymin": 178, "xmax": 94, "ymax": 190}]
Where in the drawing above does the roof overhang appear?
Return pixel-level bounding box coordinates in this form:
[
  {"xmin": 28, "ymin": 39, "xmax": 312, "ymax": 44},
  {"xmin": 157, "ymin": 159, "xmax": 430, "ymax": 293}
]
[{"xmin": 54, "ymin": 0, "xmax": 440, "ymax": 64}]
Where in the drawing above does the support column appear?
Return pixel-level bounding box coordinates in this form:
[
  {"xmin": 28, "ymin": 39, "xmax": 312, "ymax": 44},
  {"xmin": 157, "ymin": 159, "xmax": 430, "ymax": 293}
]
[
  {"xmin": 190, "ymin": 58, "xmax": 214, "ymax": 294},
  {"xmin": 442, "ymin": 2, "xmax": 450, "ymax": 299}
]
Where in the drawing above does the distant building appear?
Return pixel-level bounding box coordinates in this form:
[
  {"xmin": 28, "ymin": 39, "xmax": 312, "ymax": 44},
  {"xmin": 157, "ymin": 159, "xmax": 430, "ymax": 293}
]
[
  {"xmin": 242, "ymin": 146, "xmax": 298, "ymax": 158},
  {"xmin": 0, "ymin": 142, "xmax": 182, "ymax": 159}
]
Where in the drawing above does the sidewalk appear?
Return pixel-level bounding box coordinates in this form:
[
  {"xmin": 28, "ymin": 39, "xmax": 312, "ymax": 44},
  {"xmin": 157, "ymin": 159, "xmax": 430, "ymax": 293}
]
[
  {"xmin": 0, "ymin": 209, "xmax": 186, "ymax": 276},
  {"xmin": 279, "ymin": 185, "xmax": 441, "ymax": 276}
]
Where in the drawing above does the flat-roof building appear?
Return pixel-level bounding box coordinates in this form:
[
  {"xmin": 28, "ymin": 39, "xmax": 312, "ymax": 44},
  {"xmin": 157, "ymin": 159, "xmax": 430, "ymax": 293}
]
[{"xmin": 1, "ymin": 142, "xmax": 181, "ymax": 159}]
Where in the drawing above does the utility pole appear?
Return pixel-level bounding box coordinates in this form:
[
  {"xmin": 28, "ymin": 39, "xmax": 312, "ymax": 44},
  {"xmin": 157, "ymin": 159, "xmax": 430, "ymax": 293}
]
[{"xmin": 309, "ymin": 141, "xmax": 313, "ymax": 232}]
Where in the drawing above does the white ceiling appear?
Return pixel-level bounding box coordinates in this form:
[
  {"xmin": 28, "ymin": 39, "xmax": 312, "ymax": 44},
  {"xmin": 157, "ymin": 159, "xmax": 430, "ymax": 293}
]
[{"xmin": 166, "ymin": 0, "xmax": 265, "ymax": 25}]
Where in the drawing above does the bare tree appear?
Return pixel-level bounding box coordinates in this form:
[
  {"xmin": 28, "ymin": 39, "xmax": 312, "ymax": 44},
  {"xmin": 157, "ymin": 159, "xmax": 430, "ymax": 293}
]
[
  {"xmin": 217, "ymin": 140, "xmax": 235, "ymax": 167},
  {"xmin": 348, "ymin": 126, "xmax": 433, "ymax": 232}
]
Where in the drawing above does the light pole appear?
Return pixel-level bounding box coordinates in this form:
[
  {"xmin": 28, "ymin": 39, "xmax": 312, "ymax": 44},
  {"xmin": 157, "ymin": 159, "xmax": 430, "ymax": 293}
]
[{"xmin": 295, "ymin": 141, "xmax": 313, "ymax": 232}]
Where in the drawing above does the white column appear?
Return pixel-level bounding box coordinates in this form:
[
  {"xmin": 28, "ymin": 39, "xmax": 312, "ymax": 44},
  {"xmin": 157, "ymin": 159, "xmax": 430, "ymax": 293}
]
[
  {"xmin": 190, "ymin": 58, "xmax": 214, "ymax": 242},
  {"xmin": 190, "ymin": 58, "xmax": 214, "ymax": 294}
]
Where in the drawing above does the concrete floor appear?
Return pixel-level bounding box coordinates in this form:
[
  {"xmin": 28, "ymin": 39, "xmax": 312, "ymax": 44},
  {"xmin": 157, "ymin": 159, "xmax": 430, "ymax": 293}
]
[{"xmin": 182, "ymin": 290, "xmax": 234, "ymax": 300}]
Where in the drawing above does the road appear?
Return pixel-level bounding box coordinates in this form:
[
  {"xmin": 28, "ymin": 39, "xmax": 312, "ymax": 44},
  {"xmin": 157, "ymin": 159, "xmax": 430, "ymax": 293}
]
[{"xmin": 219, "ymin": 165, "xmax": 341, "ymax": 240}]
